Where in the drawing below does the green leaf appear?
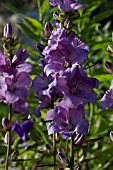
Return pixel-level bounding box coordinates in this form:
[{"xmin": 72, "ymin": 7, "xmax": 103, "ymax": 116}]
[
  {"xmin": 17, "ymin": 23, "xmax": 40, "ymax": 41},
  {"xmin": 41, "ymin": 0, "xmax": 50, "ymax": 17},
  {"xmin": 92, "ymin": 10, "xmax": 113, "ymax": 23},
  {"xmin": 23, "ymin": 16, "xmax": 43, "ymax": 34}
]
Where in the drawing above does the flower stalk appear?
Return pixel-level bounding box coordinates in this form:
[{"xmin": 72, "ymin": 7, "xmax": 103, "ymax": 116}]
[
  {"xmin": 5, "ymin": 104, "xmax": 13, "ymax": 170},
  {"xmin": 70, "ymin": 136, "xmax": 74, "ymax": 169},
  {"xmin": 53, "ymin": 133, "xmax": 57, "ymax": 169}
]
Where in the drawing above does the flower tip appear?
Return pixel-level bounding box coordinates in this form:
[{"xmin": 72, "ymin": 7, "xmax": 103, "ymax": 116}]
[
  {"xmin": 4, "ymin": 23, "xmax": 12, "ymax": 39},
  {"xmin": 110, "ymin": 131, "xmax": 113, "ymax": 141},
  {"xmin": 105, "ymin": 61, "xmax": 113, "ymax": 74}
]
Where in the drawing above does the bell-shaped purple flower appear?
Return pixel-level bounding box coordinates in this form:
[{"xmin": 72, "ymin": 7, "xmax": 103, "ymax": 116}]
[
  {"xmin": 45, "ymin": 101, "xmax": 89, "ymax": 139},
  {"xmin": 5, "ymin": 72, "xmax": 31, "ymax": 104},
  {"xmin": 49, "ymin": 66, "xmax": 99, "ymax": 107},
  {"xmin": 12, "ymin": 120, "xmax": 33, "ymax": 142},
  {"xmin": 13, "ymin": 99, "xmax": 30, "ymax": 114}
]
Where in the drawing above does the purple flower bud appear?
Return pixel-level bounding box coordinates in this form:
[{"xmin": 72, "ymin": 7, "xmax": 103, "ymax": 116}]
[
  {"xmin": 110, "ymin": 131, "xmax": 113, "ymax": 141},
  {"xmin": 4, "ymin": 23, "xmax": 12, "ymax": 39},
  {"xmin": 105, "ymin": 61, "xmax": 113, "ymax": 74},
  {"xmin": 53, "ymin": 12, "xmax": 60, "ymax": 20},
  {"xmin": 36, "ymin": 43, "xmax": 45, "ymax": 55},
  {"xmin": 2, "ymin": 118, "xmax": 10, "ymax": 130},
  {"xmin": 58, "ymin": 151, "xmax": 69, "ymax": 165},
  {"xmin": 44, "ymin": 22, "xmax": 53, "ymax": 37},
  {"xmin": 0, "ymin": 159, "xmax": 4, "ymax": 164},
  {"xmin": 64, "ymin": 18, "xmax": 72, "ymax": 30}
]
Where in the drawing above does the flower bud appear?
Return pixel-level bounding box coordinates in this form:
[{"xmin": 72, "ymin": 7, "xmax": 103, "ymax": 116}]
[
  {"xmin": 2, "ymin": 118, "xmax": 10, "ymax": 130},
  {"xmin": 4, "ymin": 23, "xmax": 12, "ymax": 39},
  {"xmin": 74, "ymin": 134, "xmax": 84, "ymax": 145},
  {"xmin": 58, "ymin": 151, "xmax": 69, "ymax": 165},
  {"xmin": 105, "ymin": 61, "xmax": 113, "ymax": 74},
  {"xmin": 74, "ymin": 165, "xmax": 82, "ymax": 170},
  {"xmin": 64, "ymin": 18, "xmax": 72, "ymax": 30},
  {"xmin": 36, "ymin": 43, "xmax": 45, "ymax": 55},
  {"xmin": 53, "ymin": 12, "xmax": 60, "ymax": 20},
  {"xmin": 107, "ymin": 45, "xmax": 113, "ymax": 56},
  {"xmin": 3, "ymin": 44, "xmax": 9, "ymax": 51},
  {"xmin": 44, "ymin": 22, "xmax": 53, "ymax": 37},
  {"xmin": 9, "ymin": 150, "xmax": 19, "ymax": 161},
  {"xmin": 45, "ymin": 144, "xmax": 53, "ymax": 152},
  {"xmin": 4, "ymin": 132, "xmax": 9, "ymax": 144},
  {"xmin": 110, "ymin": 131, "xmax": 113, "ymax": 141},
  {"xmin": 4, "ymin": 132, "xmax": 13, "ymax": 144}
]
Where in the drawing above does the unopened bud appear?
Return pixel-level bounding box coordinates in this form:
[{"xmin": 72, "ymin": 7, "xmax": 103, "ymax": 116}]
[
  {"xmin": 59, "ymin": 12, "xmax": 66, "ymax": 20},
  {"xmin": 110, "ymin": 131, "xmax": 113, "ymax": 141},
  {"xmin": 9, "ymin": 150, "xmax": 19, "ymax": 161},
  {"xmin": 2, "ymin": 118, "xmax": 10, "ymax": 130},
  {"xmin": 4, "ymin": 132, "xmax": 9, "ymax": 144},
  {"xmin": 44, "ymin": 22, "xmax": 53, "ymax": 37},
  {"xmin": 4, "ymin": 23, "xmax": 12, "ymax": 39},
  {"xmin": 74, "ymin": 134, "xmax": 84, "ymax": 145},
  {"xmin": 36, "ymin": 43, "xmax": 45, "ymax": 55},
  {"xmin": 107, "ymin": 45, "xmax": 113, "ymax": 56},
  {"xmin": 58, "ymin": 152, "xmax": 69, "ymax": 165},
  {"xmin": 45, "ymin": 144, "xmax": 53, "ymax": 152},
  {"xmin": 53, "ymin": 12, "xmax": 60, "ymax": 20},
  {"xmin": 3, "ymin": 44, "xmax": 9, "ymax": 51},
  {"xmin": 4, "ymin": 132, "xmax": 13, "ymax": 144},
  {"xmin": 74, "ymin": 165, "xmax": 82, "ymax": 170},
  {"xmin": 105, "ymin": 61, "xmax": 113, "ymax": 74},
  {"xmin": 64, "ymin": 18, "xmax": 72, "ymax": 30}
]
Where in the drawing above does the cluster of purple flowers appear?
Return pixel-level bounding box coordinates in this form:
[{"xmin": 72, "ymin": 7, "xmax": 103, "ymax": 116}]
[
  {"xmin": 32, "ymin": 0, "xmax": 99, "ymax": 141},
  {"xmin": 0, "ymin": 23, "xmax": 33, "ymax": 141}
]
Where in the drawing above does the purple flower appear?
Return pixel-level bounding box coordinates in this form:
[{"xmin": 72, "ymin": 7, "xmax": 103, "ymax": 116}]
[
  {"xmin": 43, "ymin": 38, "xmax": 88, "ymax": 76},
  {"xmin": 4, "ymin": 72, "xmax": 31, "ymax": 104},
  {"xmin": 12, "ymin": 47, "xmax": 30, "ymax": 66},
  {"xmin": 45, "ymin": 101, "xmax": 89, "ymax": 139},
  {"xmin": 49, "ymin": 0, "xmax": 86, "ymax": 12},
  {"xmin": 49, "ymin": 66, "xmax": 99, "ymax": 106},
  {"xmin": 32, "ymin": 72, "xmax": 63, "ymax": 116},
  {"xmin": 13, "ymin": 99, "xmax": 30, "ymax": 114},
  {"xmin": 0, "ymin": 51, "xmax": 7, "ymax": 66},
  {"xmin": 12, "ymin": 120, "xmax": 33, "ymax": 142},
  {"xmin": 100, "ymin": 80, "xmax": 113, "ymax": 110},
  {"xmin": 31, "ymin": 72, "xmax": 53, "ymax": 98},
  {"xmin": 0, "ymin": 73, "xmax": 8, "ymax": 102}
]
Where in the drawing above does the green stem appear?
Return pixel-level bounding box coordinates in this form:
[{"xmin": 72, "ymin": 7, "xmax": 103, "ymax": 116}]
[
  {"xmin": 53, "ymin": 133, "xmax": 56, "ymax": 170},
  {"xmin": 70, "ymin": 136, "xmax": 74, "ymax": 170},
  {"xmin": 5, "ymin": 104, "xmax": 13, "ymax": 170}
]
